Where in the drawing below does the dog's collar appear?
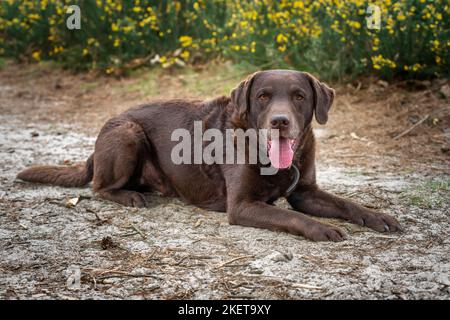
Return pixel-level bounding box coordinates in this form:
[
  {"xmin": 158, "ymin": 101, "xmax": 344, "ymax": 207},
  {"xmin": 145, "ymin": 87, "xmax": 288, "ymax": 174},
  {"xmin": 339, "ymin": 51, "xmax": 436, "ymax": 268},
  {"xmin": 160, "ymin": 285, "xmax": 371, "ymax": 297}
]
[{"xmin": 284, "ymin": 164, "xmax": 300, "ymax": 197}]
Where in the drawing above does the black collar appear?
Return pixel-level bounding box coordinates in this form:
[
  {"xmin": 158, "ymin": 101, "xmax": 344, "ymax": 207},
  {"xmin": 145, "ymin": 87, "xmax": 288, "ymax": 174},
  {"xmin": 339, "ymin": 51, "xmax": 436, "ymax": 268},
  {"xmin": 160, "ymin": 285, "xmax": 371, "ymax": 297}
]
[{"xmin": 284, "ymin": 164, "xmax": 300, "ymax": 197}]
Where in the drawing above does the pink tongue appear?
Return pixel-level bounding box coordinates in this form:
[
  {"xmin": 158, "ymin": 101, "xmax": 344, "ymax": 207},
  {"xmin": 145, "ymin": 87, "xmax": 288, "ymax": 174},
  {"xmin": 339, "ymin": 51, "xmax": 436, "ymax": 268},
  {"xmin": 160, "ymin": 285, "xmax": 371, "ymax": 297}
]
[{"xmin": 268, "ymin": 138, "xmax": 294, "ymax": 169}]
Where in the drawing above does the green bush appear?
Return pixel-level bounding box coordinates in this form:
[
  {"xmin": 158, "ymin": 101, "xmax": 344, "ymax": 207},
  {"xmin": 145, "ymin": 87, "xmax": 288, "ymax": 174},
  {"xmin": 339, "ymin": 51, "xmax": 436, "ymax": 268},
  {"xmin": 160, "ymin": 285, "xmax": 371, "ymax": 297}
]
[{"xmin": 0, "ymin": 0, "xmax": 448, "ymax": 80}]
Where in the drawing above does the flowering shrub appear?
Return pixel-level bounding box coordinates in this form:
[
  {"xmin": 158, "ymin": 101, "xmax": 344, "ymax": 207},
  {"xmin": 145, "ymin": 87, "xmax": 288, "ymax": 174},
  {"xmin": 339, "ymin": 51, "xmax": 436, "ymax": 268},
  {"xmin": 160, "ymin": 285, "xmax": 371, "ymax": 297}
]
[{"xmin": 0, "ymin": 0, "xmax": 448, "ymax": 80}]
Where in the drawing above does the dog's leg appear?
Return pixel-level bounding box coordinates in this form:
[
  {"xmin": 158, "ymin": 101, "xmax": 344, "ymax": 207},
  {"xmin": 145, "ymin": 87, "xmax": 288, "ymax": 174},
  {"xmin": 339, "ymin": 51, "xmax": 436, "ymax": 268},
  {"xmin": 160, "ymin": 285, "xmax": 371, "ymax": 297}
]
[
  {"xmin": 228, "ymin": 201, "xmax": 346, "ymax": 242},
  {"xmin": 287, "ymin": 185, "xmax": 401, "ymax": 232},
  {"xmin": 92, "ymin": 121, "xmax": 147, "ymax": 208},
  {"xmin": 224, "ymin": 165, "xmax": 345, "ymax": 241}
]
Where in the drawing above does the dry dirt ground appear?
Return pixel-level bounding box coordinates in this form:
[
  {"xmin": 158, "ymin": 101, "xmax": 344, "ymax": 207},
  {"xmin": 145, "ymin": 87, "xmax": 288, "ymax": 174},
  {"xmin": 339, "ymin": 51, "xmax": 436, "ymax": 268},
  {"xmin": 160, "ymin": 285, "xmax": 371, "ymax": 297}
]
[{"xmin": 0, "ymin": 62, "xmax": 449, "ymax": 299}]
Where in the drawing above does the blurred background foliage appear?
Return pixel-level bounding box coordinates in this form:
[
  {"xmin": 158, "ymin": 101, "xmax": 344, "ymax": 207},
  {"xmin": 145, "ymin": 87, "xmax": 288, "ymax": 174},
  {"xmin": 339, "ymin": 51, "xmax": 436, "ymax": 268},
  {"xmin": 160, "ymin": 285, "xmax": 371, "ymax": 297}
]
[{"xmin": 0, "ymin": 0, "xmax": 448, "ymax": 81}]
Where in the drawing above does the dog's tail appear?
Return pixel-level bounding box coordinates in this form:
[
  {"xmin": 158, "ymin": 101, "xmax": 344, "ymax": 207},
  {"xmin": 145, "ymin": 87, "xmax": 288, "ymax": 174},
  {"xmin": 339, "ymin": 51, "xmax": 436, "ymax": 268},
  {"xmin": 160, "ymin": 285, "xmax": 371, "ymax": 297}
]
[{"xmin": 17, "ymin": 154, "xmax": 94, "ymax": 188}]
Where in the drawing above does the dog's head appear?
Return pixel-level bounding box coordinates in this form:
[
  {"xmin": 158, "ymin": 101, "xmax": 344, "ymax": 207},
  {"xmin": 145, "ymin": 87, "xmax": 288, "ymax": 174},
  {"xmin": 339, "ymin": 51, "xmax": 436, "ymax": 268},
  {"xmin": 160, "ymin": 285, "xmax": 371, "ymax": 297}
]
[{"xmin": 231, "ymin": 69, "xmax": 334, "ymax": 169}]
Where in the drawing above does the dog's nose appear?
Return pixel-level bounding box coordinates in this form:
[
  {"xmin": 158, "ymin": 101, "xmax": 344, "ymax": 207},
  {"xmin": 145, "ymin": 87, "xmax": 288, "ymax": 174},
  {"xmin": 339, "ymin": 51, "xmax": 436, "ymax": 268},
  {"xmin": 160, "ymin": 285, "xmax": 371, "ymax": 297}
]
[{"xmin": 270, "ymin": 114, "xmax": 290, "ymax": 129}]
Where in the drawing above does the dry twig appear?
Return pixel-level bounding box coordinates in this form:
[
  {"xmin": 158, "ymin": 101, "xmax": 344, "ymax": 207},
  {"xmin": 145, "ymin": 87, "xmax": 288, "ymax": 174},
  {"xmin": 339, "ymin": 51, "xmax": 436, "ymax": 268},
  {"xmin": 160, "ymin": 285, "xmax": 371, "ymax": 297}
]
[
  {"xmin": 214, "ymin": 255, "xmax": 253, "ymax": 269},
  {"xmin": 393, "ymin": 114, "xmax": 430, "ymax": 140}
]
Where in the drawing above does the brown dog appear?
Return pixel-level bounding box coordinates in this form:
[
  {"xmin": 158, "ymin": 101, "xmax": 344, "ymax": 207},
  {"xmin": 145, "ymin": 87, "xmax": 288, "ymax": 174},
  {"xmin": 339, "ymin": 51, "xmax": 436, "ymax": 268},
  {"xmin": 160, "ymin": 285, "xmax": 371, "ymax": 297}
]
[{"xmin": 18, "ymin": 70, "xmax": 401, "ymax": 241}]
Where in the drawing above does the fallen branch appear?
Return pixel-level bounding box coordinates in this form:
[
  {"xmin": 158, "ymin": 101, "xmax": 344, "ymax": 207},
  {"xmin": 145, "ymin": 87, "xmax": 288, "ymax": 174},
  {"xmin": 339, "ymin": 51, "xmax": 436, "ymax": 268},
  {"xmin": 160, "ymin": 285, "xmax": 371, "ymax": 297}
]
[
  {"xmin": 97, "ymin": 273, "xmax": 161, "ymax": 280},
  {"xmin": 393, "ymin": 114, "xmax": 430, "ymax": 140},
  {"xmin": 85, "ymin": 269, "xmax": 163, "ymax": 281},
  {"xmin": 130, "ymin": 223, "xmax": 147, "ymax": 239},
  {"xmin": 291, "ymin": 283, "xmax": 323, "ymax": 290},
  {"xmin": 214, "ymin": 255, "xmax": 254, "ymax": 269}
]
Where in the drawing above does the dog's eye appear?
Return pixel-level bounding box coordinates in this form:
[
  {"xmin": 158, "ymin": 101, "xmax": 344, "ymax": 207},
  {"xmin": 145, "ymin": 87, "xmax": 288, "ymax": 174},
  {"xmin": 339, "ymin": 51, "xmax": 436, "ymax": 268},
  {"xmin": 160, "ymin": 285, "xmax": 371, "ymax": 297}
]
[
  {"xmin": 258, "ymin": 93, "xmax": 270, "ymax": 102},
  {"xmin": 294, "ymin": 93, "xmax": 305, "ymax": 101}
]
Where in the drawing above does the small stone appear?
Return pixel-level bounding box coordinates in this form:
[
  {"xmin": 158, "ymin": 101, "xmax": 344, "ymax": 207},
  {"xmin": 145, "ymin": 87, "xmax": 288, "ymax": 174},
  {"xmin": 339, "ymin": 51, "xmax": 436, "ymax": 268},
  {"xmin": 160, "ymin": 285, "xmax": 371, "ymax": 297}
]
[
  {"xmin": 272, "ymin": 251, "xmax": 293, "ymax": 263},
  {"xmin": 101, "ymin": 236, "xmax": 117, "ymax": 250},
  {"xmin": 439, "ymin": 83, "xmax": 450, "ymax": 98}
]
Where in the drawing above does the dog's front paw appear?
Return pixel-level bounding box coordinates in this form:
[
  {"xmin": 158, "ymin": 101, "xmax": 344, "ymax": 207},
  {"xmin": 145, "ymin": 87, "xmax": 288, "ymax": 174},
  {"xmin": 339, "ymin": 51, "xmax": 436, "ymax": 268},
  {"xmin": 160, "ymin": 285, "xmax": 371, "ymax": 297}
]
[
  {"xmin": 303, "ymin": 222, "xmax": 346, "ymax": 242},
  {"xmin": 357, "ymin": 212, "xmax": 402, "ymax": 233},
  {"xmin": 127, "ymin": 192, "xmax": 147, "ymax": 208}
]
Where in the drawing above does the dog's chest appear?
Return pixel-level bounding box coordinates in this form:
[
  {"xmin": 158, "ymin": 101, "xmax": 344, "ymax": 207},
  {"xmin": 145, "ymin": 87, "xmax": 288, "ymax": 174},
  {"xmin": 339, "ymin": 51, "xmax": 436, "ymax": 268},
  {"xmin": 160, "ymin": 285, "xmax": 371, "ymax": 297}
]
[{"xmin": 260, "ymin": 169, "xmax": 297, "ymax": 202}]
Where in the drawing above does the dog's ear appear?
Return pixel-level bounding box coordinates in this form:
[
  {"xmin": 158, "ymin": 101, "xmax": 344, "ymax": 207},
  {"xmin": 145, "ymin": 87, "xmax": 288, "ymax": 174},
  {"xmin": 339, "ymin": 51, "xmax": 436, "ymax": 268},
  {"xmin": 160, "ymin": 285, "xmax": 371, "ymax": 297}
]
[
  {"xmin": 304, "ymin": 72, "xmax": 335, "ymax": 125},
  {"xmin": 230, "ymin": 72, "xmax": 259, "ymax": 124}
]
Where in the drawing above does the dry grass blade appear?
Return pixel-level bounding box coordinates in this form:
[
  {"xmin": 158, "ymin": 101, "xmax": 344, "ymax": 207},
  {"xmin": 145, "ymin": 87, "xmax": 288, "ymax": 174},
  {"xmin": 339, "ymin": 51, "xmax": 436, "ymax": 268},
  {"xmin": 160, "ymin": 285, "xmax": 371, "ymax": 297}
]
[
  {"xmin": 214, "ymin": 255, "xmax": 254, "ymax": 269},
  {"xmin": 393, "ymin": 114, "xmax": 430, "ymax": 140},
  {"xmin": 130, "ymin": 223, "xmax": 147, "ymax": 239},
  {"xmin": 291, "ymin": 283, "xmax": 323, "ymax": 290}
]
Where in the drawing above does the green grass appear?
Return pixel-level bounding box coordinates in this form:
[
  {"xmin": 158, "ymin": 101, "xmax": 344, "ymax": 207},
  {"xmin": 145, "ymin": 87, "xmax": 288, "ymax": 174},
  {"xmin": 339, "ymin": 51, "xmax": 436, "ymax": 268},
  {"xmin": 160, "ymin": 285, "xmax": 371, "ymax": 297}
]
[
  {"xmin": 176, "ymin": 62, "xmax": 255, "ymax": 97},
  {"xmin": 121, "ymin": 61, "xmax": 255, "ymax": 98},
  {"xmin": 403, "ymin": 179, "xmax": 450, "ymax": 209},
  {"xmin": 79, "ymin": 81, "xmax": 102, "ymax": 93},
  {"xmin": 345, "ymin": 170, "xmax": 371, "ymax": 177}
]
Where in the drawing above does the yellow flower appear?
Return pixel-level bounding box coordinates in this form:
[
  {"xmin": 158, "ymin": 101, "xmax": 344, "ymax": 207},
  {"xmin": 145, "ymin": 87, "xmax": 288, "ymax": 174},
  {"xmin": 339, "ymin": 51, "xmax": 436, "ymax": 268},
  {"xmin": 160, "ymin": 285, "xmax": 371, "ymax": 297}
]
[
  {"xmin": 27, "ymin": 13, "xmax": 40, "ymax": 21},
  {"xmin": 161, "ymin": 57, "xmax": 173, "ymax": 68},
  {"xmin": 82, "ymin": 48, "xmax": 89, "ymax": 56},
  {"xmin": 412, "ymin": 63, "xmax": 422, "ymax": 72},
  {"xmin": 111, "ymin": 23, "xmax": 119, "ymax": 32},
  {"xmin": 122, "ymin": 26, "xmax": 133, "ymax": 33},
  {"xmin": 179, "ymin": 36, "xmax": 193, "ymax": 47},
  {"xmin": 348, "ymin": 21, "xmax": 361, "ymax": 29},
  {"xmin": 180, "ymin": 51, "xmax": 190, "ymax": 60},
  {"xmin": 371, "ymin": 54, "xmax": 396, "ymax": 70},
  {"xmin": 113, "ymin": 39, "xmax": 120, "ymax": 47},
  {"xmin": 32, "ymin": 51, "xmax": 41, "ymax": 61},
  {"xmin": 293, "ymin": 1, "xmax": 304, "ymax": 9},
  {"xmin": 432, "ymin": 40, "xmax": 440, "ymax": 50},
  {"xmin": 276, "ymin": 33, "xmax": 288, "ymax": 43},
  {"xmin": 174, "ymin": 2, "xmax": 181, "ymax": 12},
  {"xmin": 53, "ymin": 46, "xmax": 64, "ymax": 54}
]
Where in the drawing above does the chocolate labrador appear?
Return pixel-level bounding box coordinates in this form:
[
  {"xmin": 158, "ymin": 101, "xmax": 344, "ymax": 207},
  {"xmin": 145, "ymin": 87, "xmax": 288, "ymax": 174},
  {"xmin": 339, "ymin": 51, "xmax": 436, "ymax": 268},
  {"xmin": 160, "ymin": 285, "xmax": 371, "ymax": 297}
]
[{"xmin": 18, "ymin": 70, "xmax": 401, "ymax": 241}]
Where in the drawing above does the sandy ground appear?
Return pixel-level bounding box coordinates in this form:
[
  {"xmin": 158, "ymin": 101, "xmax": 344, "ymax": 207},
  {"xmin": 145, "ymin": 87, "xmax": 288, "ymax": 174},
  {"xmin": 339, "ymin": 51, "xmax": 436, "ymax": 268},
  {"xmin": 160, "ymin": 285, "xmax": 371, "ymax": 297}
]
[{"xmin": 0, "ymin": 62, "xmax": 449, "ymax": 299}]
